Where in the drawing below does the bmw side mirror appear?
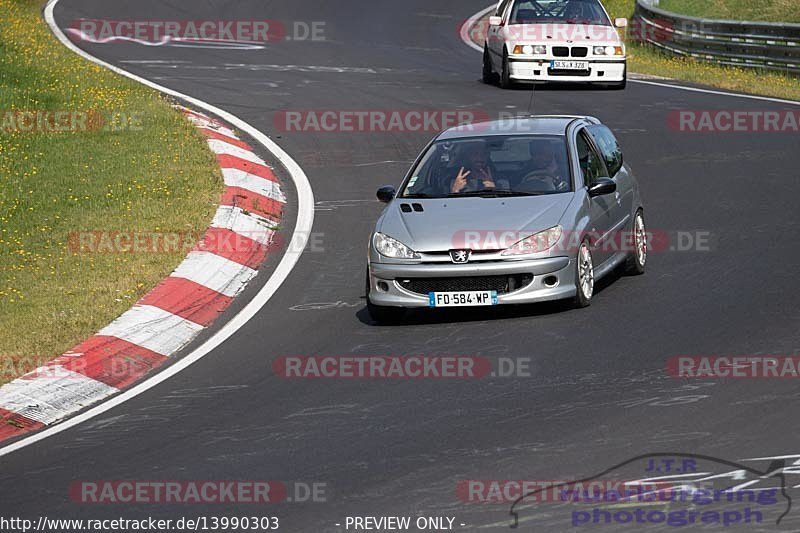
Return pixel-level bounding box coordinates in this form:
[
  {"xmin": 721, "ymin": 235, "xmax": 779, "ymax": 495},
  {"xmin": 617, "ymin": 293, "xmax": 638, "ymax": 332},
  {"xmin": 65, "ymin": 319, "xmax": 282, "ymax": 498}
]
[
  {"xmin": 489, "ymin": 16, "xmax": 503, "ymax": 26},
  {"xmin": 376, "ymin": 185, "xmax": 396, "ymax": 203},
  {"xmin": 588, "ymin": 178, "xmax": 616, "ymax": 197}
]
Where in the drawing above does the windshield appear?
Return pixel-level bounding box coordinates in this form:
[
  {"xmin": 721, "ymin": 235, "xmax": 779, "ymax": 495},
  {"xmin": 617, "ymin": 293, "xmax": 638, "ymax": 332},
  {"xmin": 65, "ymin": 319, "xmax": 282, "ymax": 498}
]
[
  {"xmin": 401, "ymin": 135, "xmax": 572, "ymax": 198},
  {"xmin": 509, "ymin": 0, "xmax": 612, "ymax": 26}
]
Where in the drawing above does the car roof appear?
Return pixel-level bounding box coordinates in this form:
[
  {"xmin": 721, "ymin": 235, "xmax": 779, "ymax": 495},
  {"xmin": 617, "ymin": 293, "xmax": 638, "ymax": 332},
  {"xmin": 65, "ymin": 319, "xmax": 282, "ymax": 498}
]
[{"xmin": 437, "ymin": 115, "xmax": 600, "ymax": 140}]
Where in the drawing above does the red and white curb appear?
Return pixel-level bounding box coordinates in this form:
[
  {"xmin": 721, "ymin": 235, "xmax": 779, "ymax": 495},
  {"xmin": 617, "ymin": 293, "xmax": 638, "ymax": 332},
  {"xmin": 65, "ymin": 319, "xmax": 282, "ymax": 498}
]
[{"xmin": 0, "ymin": 107, "xmax": 285, "ymax": 443}]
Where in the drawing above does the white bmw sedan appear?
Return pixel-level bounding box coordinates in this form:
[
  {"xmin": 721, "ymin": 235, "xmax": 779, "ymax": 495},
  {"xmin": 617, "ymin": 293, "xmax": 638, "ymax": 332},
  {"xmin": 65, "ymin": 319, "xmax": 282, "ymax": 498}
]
[{"xmin": 483, "ymin": 0, "xmax": 628, "ymax": 89}]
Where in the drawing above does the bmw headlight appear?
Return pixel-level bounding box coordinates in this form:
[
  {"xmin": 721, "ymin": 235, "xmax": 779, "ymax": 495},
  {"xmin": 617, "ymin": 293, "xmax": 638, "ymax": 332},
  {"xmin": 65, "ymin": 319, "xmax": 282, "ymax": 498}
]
[
  {"xmin": 373, "ymin": 232, "xmax": 420, "ymax": 259},
  {"xmin": 594, "ymin": 45, "xmax": 624, "ymax": 56},
  {"xmin": 513, "ymin": 44, "xmax": 546, "ymax": 55},
  {"xmin": 501, "ymin": 226, "xmax": 562, "ymax": 256}
]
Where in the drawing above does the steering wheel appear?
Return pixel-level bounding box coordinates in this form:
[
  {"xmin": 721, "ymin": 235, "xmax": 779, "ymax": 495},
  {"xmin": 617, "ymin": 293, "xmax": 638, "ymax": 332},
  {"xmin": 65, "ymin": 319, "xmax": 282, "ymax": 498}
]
[{"xmin": 519, "ymin": 170, "xmax": 558, "ymax": 192}]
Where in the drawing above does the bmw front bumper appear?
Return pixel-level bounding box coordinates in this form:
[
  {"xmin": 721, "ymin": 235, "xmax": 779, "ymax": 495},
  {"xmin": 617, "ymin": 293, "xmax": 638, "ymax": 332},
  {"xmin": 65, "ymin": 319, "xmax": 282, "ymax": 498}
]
[{"xmin": 508, "ymin": 57, "xmax": 626, "ymax": 83}]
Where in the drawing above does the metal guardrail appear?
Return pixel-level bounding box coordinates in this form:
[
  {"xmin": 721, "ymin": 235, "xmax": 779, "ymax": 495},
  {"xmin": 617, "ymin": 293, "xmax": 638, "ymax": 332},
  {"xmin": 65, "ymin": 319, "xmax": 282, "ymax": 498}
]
[{"xmin": 630, "ymin": 0, "xmax": 800, "ymax": 75}]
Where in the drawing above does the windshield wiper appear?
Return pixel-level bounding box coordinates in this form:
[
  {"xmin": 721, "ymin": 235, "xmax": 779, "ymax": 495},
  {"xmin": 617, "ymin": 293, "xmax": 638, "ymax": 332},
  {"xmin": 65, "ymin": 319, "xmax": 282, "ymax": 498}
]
[{"xmin": 446, "ymin": 190, "xmax": 545, "ymax": 198}]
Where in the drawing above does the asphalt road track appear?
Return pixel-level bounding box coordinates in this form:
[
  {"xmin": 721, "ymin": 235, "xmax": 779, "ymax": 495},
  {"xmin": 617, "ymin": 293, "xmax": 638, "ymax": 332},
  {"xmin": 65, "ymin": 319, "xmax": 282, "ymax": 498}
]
[{"xmin": 1, "ymin": 0, "xmax": 800, "ymax": 531}]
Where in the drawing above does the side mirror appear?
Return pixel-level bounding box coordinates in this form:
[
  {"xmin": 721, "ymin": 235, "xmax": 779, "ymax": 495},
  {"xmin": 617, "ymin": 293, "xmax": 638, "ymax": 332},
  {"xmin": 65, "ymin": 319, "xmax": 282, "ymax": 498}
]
[
  {"xmin": 489, "ymin": 16, "xmax": 503, "ymax": 26},
  {"xmin": 588, "ymin": 178, "xmax": 616, "ymax": 197},
  {"xmin": 376, "ymin": 185, "xmax": 396, "ymax": 203},
  {"xmin": 615, "ymin": 17, "xmax": 628, "ymax": 28}
]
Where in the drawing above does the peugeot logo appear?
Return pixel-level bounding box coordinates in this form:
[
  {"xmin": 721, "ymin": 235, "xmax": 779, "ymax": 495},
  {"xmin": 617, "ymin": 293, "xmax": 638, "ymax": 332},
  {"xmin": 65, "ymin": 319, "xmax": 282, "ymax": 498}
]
[{"xmin": 450, "ymin": 250, "xmax": 471, "ymax": 264}]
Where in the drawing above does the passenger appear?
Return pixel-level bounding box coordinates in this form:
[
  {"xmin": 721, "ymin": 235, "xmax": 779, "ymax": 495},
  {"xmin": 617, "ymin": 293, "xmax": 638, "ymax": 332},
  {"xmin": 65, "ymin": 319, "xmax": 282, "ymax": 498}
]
[{"xmin": 449, "ymin": 142, "xmax": 496, "ymax": 193}]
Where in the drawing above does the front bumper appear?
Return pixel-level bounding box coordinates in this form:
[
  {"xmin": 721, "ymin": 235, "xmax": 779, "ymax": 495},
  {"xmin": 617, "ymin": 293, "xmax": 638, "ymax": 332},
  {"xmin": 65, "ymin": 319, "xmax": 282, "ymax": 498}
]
[
  {"xmin": 508, "ymin": 57, "xmax": 625, "ymax": 83},
  {"xmin": 368, "ymin": 256, "xmax": 576, "ymax": 308}
]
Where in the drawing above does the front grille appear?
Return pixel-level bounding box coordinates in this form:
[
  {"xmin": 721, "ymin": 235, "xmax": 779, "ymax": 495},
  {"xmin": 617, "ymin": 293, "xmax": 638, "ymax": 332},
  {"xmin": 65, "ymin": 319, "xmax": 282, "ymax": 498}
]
[
  {"xmin": 419, "ymin": 250, "xmax": 501, "ymax": 262},
  {"xmin": 553, "ymin": 46, "xmax": 588, "ymax": 57},
  {"xmin": 398, "ymin": 274, "xmax": 533, "ymax": 295}
]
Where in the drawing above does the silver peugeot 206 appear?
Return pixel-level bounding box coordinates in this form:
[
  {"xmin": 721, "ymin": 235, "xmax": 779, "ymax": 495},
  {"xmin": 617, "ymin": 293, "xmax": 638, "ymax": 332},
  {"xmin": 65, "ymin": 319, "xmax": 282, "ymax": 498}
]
[{"xmin": 366, "ymin": 115, "xmax": 646, "ymax": 323}]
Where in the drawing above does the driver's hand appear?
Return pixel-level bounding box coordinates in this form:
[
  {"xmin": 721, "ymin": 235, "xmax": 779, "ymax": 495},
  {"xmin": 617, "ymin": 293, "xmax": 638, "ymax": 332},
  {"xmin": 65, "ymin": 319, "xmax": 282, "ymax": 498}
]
[
  {"xmin": 482, "ymin": 178, "xmax": 495, "ymax": 189},
  {"xmin": 451, "ymin": 167, "xmax": 470, "ymax": 193}
]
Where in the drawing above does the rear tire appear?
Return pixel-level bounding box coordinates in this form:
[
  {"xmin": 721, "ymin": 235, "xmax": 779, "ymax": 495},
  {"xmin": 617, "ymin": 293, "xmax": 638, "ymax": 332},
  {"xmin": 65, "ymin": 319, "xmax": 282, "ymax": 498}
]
[
  {"xmin": 365, "ymin": 270, "xmax": 404, "ymax": 324},
  {"xmin": 573, "ymin": 240, "xmax": 594, "ymax": 308},
  {"xmin": 482, "ymin": 45, "xmax": 498, "ymax": 84},
  {"xmin": 623, "ymin": 209, "xmax": 647, "ymax": 275}
]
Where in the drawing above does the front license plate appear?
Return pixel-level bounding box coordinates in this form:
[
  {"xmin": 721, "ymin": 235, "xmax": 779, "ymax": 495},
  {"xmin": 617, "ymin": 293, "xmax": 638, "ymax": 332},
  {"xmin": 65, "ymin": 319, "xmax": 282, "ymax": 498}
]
[
  {"xmin": 550, "ymin": 60, "xmax": 589, "ymax": 70},
  {"xmin": 429, "ymin": 291, "xmax": 498, "ymax": 308}
]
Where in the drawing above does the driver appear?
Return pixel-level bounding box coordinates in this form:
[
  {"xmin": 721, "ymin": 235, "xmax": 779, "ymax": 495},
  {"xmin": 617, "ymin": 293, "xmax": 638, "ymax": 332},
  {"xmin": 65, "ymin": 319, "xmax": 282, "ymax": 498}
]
[
  {"xmin": 563, "ymin": 1, "xmax": 588, "ymax": 21},
  {"xmin": 530, "ymin": 141, "xmax": 560, "ymax": 175},
  {"xmin": 449, "ymin": 141, "xmax": 496, "ymax": 194},
  {"xmin": 519, "ymin": 140, "xmax": 568, "ymax": 192}
]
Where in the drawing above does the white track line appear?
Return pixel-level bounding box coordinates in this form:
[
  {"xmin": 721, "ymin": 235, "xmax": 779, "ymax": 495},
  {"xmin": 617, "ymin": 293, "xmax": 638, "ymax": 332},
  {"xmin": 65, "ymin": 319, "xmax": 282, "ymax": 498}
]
[
  {"xmin": 625, "ymin": 78, "xmax": 800, "ymax": 106},
  {"xmin": 0, "ymin": 0, "xmax": 315, "ymax": 459},
  {"xmin": 460, "ymin": 4, "xmax": 800, "ymax": 106},
  {"xmin": 459, "ymin": 5, "xmax": 495, "ymax": 53}
]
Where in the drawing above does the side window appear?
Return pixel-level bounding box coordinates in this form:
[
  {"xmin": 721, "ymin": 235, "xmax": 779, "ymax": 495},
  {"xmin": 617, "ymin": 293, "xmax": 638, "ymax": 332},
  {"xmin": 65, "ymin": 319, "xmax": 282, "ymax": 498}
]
[
  {"xmin": 496, "ymin": 0, "xmax": 513, "ymax": 18},
  {"xmin": 587, "ymin": 125, "xmax": 623, "ymax": 176},
  {"xmin": 576, "ymin": 130, "xmax": 609, "ymax": 186}
]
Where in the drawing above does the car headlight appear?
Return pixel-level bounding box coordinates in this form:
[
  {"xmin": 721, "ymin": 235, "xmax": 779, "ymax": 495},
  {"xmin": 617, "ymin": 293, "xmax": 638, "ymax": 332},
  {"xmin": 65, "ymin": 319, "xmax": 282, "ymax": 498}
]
[
  {"xmin": 501, "ymin": 226, "xmax": 562, "ymax": 256},
  {"xmin": 513, "ymin": 44, "xmax": 546, "ymax": 55},
  {"xmin": 373, "ymin": 232, "xmax": 420, "ymax": 259},
  {"xmin": 594, "ymin": 45, "xmax": 624, "ymax": 56}
]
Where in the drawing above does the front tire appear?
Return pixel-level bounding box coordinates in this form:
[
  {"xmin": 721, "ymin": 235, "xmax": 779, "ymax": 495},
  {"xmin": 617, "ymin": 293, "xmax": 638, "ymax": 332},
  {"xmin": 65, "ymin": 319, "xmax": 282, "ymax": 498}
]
[
  {"xmin": 500, "ymin": 49, "xmax": 514, "ymax": 89},
  {"xmin": 573, "ymin": 240, "xmax": 594, "ymax": 308},
  {"xmin": 607, "ymin": 67, "xmax": 627, "ymax": 90},
  {"xmin": 365, "ymin": 270, "xmax": 404, "ymax": 324},
  {"xmin": 623, "ymin": 209, "xmax": 647, "ymax": 275},
  {"xmin": 482, "ymin": 45, "xmax": 498, "ymax": 84}
]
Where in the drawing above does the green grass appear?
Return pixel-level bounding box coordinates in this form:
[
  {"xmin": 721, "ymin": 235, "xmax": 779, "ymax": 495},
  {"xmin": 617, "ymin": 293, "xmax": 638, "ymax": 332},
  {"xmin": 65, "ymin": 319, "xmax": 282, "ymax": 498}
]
[
  {"xmin": 0, "ymin": 0, "xmax": 222, "ymax": 384},
  {"xmin": 600, "ymin": 0, "xmax": 800, "ymax": 101},
  {"xmin": 658, "ymin": 0, "xmax": 800, "ymax": 23},
  {"xmin": 624, "ymin": 44, "xmax": 800, "ymax": 101}
]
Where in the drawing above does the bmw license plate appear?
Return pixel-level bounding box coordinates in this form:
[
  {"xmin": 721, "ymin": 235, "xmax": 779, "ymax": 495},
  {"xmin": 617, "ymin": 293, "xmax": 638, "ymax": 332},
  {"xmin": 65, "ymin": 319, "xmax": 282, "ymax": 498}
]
[
  {"xmin": 429, "ymin": 291, "xmax": 498, "ymax": 308},
  {"xmin": 551, "ymin": 60, "xmax": 589, "ymax": 70}
]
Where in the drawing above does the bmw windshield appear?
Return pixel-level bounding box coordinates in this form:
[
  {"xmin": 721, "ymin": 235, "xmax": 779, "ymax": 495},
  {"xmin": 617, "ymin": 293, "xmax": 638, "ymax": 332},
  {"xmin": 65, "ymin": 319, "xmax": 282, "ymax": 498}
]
[
  {"xmin": 509, "ymin": 0, "xmax": 612, "ymax": 26},
  {"xmin": 400, "ymin": 135, "xmax": 572, "ymax": 198}
]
